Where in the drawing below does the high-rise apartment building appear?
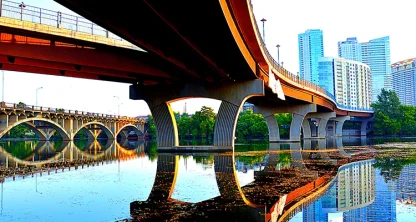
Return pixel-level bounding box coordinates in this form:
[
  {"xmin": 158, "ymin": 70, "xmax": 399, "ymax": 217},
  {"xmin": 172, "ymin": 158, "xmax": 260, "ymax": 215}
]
[
  {"xmin": 318, "ymin": 57, "xmax": 371, "ymax": 109},
  {"xmin": 391, "ymin": 58, "xmax": 416, "ymax": 106},
  {"xmin": 338, "ymin": 37, "xmax": 362, "ymax": 62},
  {"xmin": 338, "ymin": 36, "xmax": 391, "ymax": 103},
  {"xmin": 298, "ymin": 29, "xmax": 324, "ymax": 85}
]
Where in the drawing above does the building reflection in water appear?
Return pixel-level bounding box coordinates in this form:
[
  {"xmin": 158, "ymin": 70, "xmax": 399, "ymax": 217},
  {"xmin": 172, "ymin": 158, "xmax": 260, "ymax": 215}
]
[
  {"xmin": 0, "ymin": 137, "xmax": 409, "ymax": 221},
  {"xmin": 291, "ymin": 157, "xmax": 400, "ymax": 222}
]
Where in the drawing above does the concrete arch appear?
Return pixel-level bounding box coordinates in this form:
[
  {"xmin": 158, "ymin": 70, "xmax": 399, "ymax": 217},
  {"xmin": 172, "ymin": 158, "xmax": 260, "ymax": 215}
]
[
  {"xmin": 73, "ymin": 121, "xmax": 115, "ymax": 140},
  {"xmin": 116, "ymin": 124, "xmax": 144, "ymax": 138},
  {"xmin": 21, "ymin": 122, "xmax": 49, "ymax": 140},
  {"xmin": 0, "ymin": 117, "xmax": 71, "ymax": 140},
  {"xmin": 0, "ymin": 143, "xmax": 69, "ymax": 167},
  {"xmin": 73, "ymin": 139, "xmax": 114, "ymax": 159}
]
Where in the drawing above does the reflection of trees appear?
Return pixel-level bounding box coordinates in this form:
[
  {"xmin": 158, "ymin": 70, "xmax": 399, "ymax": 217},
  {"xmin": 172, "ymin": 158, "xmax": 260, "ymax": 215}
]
[
  {"xmin": 236, "ymin": 155, "xmax": 265, "ymax": 166},
  {"xmin": 374, "ymin": 156, "xmax": 416, "ymax": 182},
  {"xmin": 235, "ymin": 143, "xmax": 268, "ymax": 152},
  {"xmin": 3, "ymin": 141, "xmax": 37, "ymax": 159},
  {"xmin": 278, "ymin": 152, "xmax": 292, "ymax": 169},
  {"xmin": 193, "ymin": 156, "xmax": 214, "ymax": 165},
  {"xmin": 147, "ymin": 142, "xmax": 158, "ymax": 161},
  {"xmin": 74, "ymin": 139, "xmax": 89, "ymax": 151}
]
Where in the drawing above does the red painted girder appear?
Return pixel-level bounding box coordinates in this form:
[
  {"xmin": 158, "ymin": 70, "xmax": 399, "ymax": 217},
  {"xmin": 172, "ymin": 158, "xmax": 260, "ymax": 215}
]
[{"xmin": 0, "ymin": 42, "xmax": 173, "ymax": 79}]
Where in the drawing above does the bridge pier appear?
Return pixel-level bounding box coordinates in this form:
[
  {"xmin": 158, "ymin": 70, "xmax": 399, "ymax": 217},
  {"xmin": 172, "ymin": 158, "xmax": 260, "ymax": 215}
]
[
  {"xmin": 254, "ymin": 104, "xmax": 317, "ymax": 142},
  {"xmin": 130, "ymin": 80, "xmax": 264, "ymax": 149},
  {"xmin": 303, "ymin": 112, "xmax": 336, "ymax": 139},
  {"xmin": 330, "ymin": 116, "xmax": 350, "ymax": 137},
  {"xmin": 360, "ymin": 118, "xmax": 373, "ymax": 136}
]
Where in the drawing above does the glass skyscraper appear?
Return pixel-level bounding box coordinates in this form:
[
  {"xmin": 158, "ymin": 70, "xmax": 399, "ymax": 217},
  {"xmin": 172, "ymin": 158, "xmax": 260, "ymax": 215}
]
[
  {"xmin": 298, "ymin": 29, "xmax": 324, "ymax": 85},
  {"xmin": 338, "ymin": 36, "xmax": 391, "ymax": 103}
]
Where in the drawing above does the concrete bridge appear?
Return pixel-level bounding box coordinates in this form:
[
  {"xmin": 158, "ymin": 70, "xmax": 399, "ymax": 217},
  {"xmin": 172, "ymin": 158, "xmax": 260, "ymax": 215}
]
[
  {"xmin": 0, "ymin": 139, "xmax": 146, "ymax": 169},
  {"xmin": 0, "ymin": 0, "xmax": 374, "ymax": 151},
  {"xmin": 0, "ymin": 101, "xmax": 146, "ymax": 141}
]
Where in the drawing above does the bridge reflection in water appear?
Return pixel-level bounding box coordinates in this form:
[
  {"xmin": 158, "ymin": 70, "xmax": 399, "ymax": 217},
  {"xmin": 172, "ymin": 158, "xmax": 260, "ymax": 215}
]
[
  {"xmin": 0, "ymin": 137, "xmax": 379, "ymax": 221},
  {"xmin": 129, "ymin": 138, "xmax": 376, "ymax": 222}
]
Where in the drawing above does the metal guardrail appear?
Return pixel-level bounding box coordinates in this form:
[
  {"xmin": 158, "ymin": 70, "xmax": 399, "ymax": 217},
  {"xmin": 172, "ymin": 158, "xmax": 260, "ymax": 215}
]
[
  {"xmin": 0, "ymin": 101, "xmax": 141, "ymax": 121},
  {"xmin": 247, "ymin": 2, "xmax": 373, "ymax": 113},
  {"xmin": 0, "ymin": 0, "xmax": 138, "ymax": 45}
]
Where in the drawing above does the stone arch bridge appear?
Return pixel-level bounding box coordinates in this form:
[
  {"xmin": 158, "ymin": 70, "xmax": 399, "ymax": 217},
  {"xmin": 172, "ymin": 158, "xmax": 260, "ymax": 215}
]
[{"xmin": 0, "ymin": 102, "xmax": 146, "ymax": 141}]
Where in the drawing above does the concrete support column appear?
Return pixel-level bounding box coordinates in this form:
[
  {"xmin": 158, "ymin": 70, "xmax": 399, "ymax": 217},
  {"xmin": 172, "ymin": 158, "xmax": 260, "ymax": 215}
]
[
  {"xmin": 151, "ymin": 103, "xmax": 178, "ymax": 147},
  {"xmin": 254, "ymin": 104, "xmax": 317, "ymax": 142},
  {"xmin": 8, "ymin": 115, "xmax": 17, "ymax": 126},
  {"xmin": 302, "ymin": 118, "xmax": 312, "ymax": 139},
  {"xmin": 264, "ymin": 115, "xmax": 280, "ymax": 142},
  {"xmin": 130, "ymin": 80, "xmax": 264, "ymax": 149},
  {"xmin": 0, "ymin": 114, "xmax": 8, "ymax": 132},
  {"xmin": 304, "ymin": 112, "xmax": 336, "ymax": 139},
  {"xmin": 330, "ymin": 116, "xmax": 350, "ymax": 137},
  {"xmin": 64, "ymin": 118, "xmax": 74, "ymax": 139},
  {"xmin": 361, "ymin": 120, "xmax": 369, "ymax": 136},
  {"xmin": 139, "ymin": 123, "xmax": 145, "ymax": 134}
]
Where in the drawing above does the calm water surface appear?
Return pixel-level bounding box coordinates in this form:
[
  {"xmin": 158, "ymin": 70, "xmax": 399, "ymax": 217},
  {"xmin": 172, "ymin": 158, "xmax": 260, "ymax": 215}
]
[{"xmin": 0, "ymin": 137, "xmax": 415, "ymax": 221}]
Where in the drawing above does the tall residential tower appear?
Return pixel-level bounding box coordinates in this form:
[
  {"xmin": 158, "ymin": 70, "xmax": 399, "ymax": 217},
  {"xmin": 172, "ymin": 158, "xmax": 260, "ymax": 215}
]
[
  {"xmin": 298, "ymin": 29, "xmax": 324, "ymax": 85},
  {"xmin": 391, "ymin": 58, "xmax": 416, "ymax": 106},
  {"xmin": 318, "ymin": 57, "xmax": 371, "ymax": 109},
  {"xmin": 338, "ymin": 36, "xmax": 391, "ymax": 102}
]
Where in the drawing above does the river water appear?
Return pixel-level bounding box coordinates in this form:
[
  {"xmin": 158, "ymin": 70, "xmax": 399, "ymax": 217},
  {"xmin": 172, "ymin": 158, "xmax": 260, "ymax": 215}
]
[{"xmin": 0, "ymin": 137, "xmax": 415, "ymax": 221}]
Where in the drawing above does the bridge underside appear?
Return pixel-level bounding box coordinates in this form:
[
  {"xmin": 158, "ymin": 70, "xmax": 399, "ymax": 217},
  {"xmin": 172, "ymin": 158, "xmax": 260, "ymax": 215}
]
[{"xmin": 0, "ymin": 31, "xmax": 191, "ymax": 84}]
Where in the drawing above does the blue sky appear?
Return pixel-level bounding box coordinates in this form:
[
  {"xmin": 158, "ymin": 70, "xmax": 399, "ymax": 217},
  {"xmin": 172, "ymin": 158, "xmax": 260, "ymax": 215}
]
[{"xmin": 1, "ymin": 0, "xmax": 414, "ymax": 116}]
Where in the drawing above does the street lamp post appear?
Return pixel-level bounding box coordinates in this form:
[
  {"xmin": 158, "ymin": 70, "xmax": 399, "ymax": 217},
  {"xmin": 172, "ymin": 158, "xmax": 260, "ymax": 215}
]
[
  {"xmin": 260, "ymin": 18, "xmax": 267, "ymax": 44},
  {"xmin": 36, "ymin": 86, "xmax": 43, "ymax": 106},
  {"xmin": 276, "ymin": 44, "xmax": 280, "ymax": 65},
  {"xmin": 113, "ymin": 96, "xmax": 120, "ymax": 116}
]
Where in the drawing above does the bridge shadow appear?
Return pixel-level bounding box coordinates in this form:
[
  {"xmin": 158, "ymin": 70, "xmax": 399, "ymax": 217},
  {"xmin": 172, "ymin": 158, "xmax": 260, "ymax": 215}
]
[{"xmin": 129, "ymin": 140, "xmax": 365, "ymax": 221}]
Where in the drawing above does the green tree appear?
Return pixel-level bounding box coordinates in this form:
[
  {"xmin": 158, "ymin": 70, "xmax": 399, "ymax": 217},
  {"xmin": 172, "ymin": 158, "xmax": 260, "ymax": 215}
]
[
  {"xmin": 191, "ymin": 106, "xmax": 216, "ymax": 138},
  {"xmin": 399, "ymin": 105, "xmax": 416, "ymax": 135},
  {"xmin": 372, "ymin": 89, "xmax": 402, "ymax": 135},
  {"xmin": 177, "ymin": 113, "xmax": 193, "ymax": 138},
  {"xmin": 275, "ymin": 113, "xmax": 292, "ymax": 138},
  {"xmin": 146, "ymin": 115, "xmax": 157, "ymax": 138},
  {"xmin": 236, "ymin": 109, "xmax": 268, "ymax": 139},
  {"xmin": 8, "ymin": 124, "xmax": 32, "ymax": 138}
]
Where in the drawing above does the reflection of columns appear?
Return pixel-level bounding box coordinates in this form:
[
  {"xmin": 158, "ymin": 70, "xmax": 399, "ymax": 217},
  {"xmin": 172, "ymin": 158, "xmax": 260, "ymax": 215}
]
[
  {"xmin": 214, "ymin": 155, "xmax": 262, "ymax": 208},
  {"xmin": 148, "ymin": 155, "xmax": 179, "ymax": 201},
  {"xmin": 130, "ymin": 80, "xmax": 264, "ymax": 149},
  {"xmin": 263, "ymin": 143, "xmax": 280, "ymax": 172},
  {"xmin": 289, "ymin": 143, "xmax": 304, "ymax": 169}
]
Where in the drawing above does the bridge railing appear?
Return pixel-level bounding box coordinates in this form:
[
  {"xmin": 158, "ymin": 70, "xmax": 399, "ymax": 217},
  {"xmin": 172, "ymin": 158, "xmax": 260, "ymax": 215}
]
[
  {"xmin": 0, "ymin": 0, "xmax": 138, "ymax": 45},
  {"xmin": 248, "ymin": 2, "xmax": 373, "ymax": 113},
  {"xmin": 0, "ymin": 101, "xmax": 141, "ymax": 121}
]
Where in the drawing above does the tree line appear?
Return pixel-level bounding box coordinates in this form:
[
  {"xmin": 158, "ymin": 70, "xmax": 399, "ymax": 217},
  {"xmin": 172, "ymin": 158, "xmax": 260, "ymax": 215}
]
[
  {"xmin": 372, "ymin": 89, "xmax": 416, "ymax": 135},
  {"xmin": 146, "ymin": 106, "xmax": 293, "ymax": 141}
]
